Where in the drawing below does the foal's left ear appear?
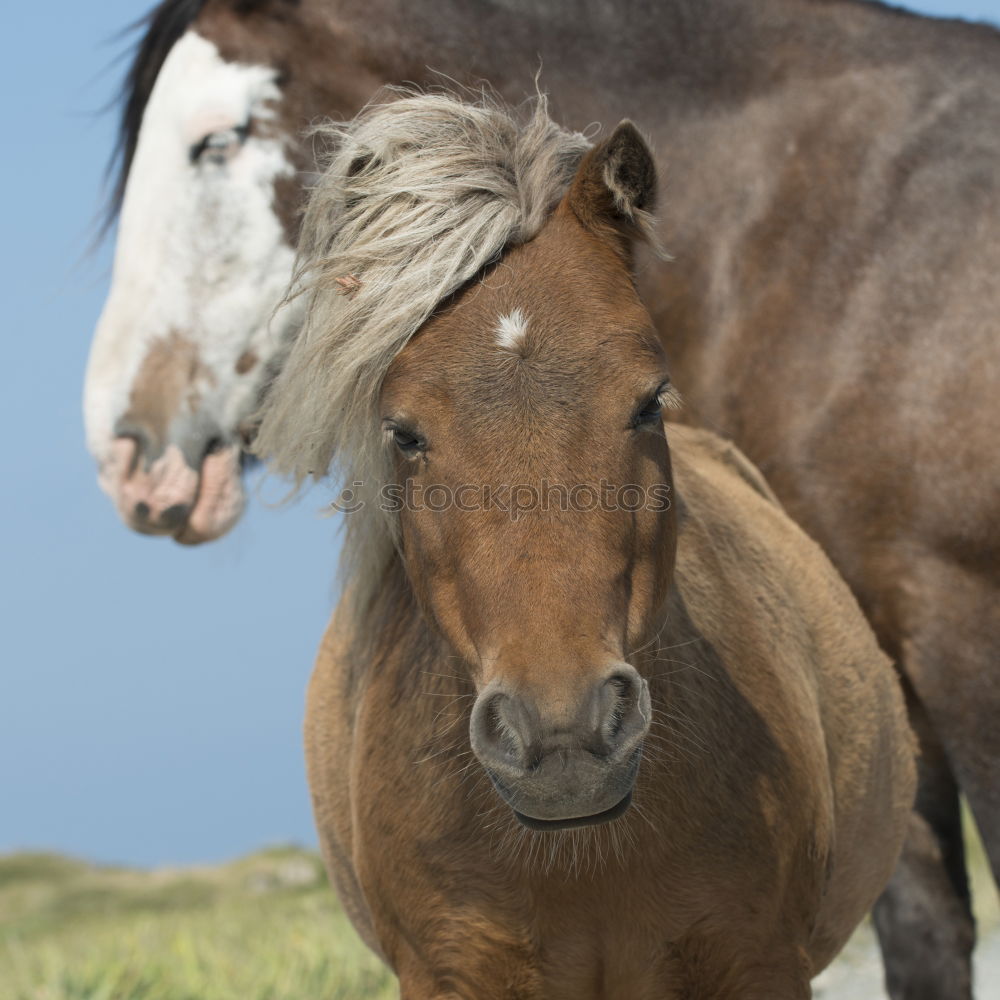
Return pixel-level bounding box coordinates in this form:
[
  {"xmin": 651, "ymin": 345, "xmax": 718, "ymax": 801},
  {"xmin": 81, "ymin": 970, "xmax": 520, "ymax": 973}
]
[{"xmin": 565, "ymin": 120, "xmax": 658, "ymax": 264}]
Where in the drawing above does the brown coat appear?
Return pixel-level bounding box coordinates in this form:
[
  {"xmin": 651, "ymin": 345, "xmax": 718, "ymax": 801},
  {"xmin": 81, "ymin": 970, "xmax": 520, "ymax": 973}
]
[{"xmin": 305, "ymin": 427, "xmax": 915, "ymax": 1000}]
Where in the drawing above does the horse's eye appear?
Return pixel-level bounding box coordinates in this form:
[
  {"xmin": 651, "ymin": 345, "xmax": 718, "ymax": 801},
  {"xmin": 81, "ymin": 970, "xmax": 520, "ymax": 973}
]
[
  {"xmin": 632, "ymin": 382, "xmax": 678, "ymax": 429},
  {"xmin": 189, "ymin": 125, "xmax": 249, "ymax": 165},
  {"xmin": 388, "ymin": 425, "xmax": 424, "ymax": 456},
  {"xmin": 633, "ymin": 394, "xmax": 665, "ymax": 428}
]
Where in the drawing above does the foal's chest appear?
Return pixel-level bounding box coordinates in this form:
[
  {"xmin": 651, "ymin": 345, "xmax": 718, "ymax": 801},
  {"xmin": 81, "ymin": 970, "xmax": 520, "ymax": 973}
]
[{"xmin": 355, "ymin": 811, "xmax": 782, "ymax": 1000}]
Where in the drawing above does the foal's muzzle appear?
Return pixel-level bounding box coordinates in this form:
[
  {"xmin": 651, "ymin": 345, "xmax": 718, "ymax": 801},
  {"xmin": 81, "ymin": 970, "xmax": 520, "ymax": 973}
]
[{"xmin": 469, "ymin": 665, "xmax": 650, "ymax": 830}]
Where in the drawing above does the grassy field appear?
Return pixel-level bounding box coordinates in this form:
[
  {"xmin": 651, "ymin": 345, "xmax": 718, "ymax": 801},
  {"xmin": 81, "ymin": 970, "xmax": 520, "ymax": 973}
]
[
  {"xmin": 0, "ymin": 847, "xmax": 396, "ymax": 1000},
  {"xmin": 1, "ymin": 816, "xmax": 995, "ymax": 1000}
]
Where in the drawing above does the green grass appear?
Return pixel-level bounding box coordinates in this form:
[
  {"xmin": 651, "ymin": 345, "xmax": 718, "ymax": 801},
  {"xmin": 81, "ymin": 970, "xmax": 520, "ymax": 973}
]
[{"xmin": 0, "ymin": 847, "xmax": 398, "ymax": 1000}]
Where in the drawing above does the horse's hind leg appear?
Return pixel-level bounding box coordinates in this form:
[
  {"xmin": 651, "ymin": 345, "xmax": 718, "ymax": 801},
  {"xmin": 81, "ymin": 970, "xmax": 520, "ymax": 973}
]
[
  {"xmin": 917, "ymin": 599, "xmax": 1000, "ymax": 889},
  {"xmin": 873, "ymin": 815, "xmax": 973, "ymax": 1000},
  {"xmin": 902, "ymin": 559, "xmax": 1000, "ymax": 878},
  {"xmin": 872, "ymin": 731, "xmax": 974, "ymax": 999}
]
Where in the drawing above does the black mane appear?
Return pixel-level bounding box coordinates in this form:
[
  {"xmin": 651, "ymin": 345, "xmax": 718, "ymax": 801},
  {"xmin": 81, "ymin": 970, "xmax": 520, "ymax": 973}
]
[{"xmin": 104, "ymin": 0, "xmax": 207, "ymax": 230}]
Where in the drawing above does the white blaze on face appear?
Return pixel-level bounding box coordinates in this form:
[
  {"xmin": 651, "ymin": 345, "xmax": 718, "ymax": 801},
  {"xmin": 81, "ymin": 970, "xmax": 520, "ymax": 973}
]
[{"xmin": 83, "ymin": 29, "xmax": 301, "ymax": 532}]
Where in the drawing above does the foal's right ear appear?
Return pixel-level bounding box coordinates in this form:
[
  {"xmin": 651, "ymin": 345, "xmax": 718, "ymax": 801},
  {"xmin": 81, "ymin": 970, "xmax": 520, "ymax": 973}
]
[{"xmin": 566, "ymin": 120, "xmax": 658, "ymax": 264}]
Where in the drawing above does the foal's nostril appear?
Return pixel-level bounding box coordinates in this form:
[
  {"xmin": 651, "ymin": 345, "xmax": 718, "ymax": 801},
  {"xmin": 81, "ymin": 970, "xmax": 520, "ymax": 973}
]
[
  {"xmin": 604, "ymin": 677, "xmax": 630, "ymax": 740},
  {"xmin": 608, "ymin": 670, "xmax": 639, "ymax": 700},
  {"xmin": 471, "ymin": 672, "xmax": 647, "ymax": 826},
  {"xmin": 470, "ymin": 690, "xmax": 529, "ymax": 770},
  {"xmin": 133, "ymin": 501, "xmax": 151, "ymax": 523},
  {"xmin": 472, "ymin": 668, "xmax": 649, "ymax": 786},
  {"xmin": 488, "ymin": 696, "xmax": 523, "ymax": 759},
  {"xmin": 597, "ymin": 668, "xmax": 648, "ymax": 754}
]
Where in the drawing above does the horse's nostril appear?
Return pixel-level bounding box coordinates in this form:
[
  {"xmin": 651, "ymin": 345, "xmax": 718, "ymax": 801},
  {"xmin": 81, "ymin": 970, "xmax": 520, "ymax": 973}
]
[
  {"xmin": 113, "ymin": 419, "xmax": 154, "ymax": 468},
  {"xmin": 606, "ymin": 671, "xmax": 636, "ymax": 701},
  {"xmin": 159, "ymin": 503, "xmax": 191, "ymax": 531},
  {"xmin": 471, "ymin": 690, "xmax": 529, "ymax": 771},
  {"xmin": 487, "ymin": 695, "xmax": 524, "ymax": 760},
  {"xmin": 134, "ymin": 501, "xmax": 151, "ymax": 523},
  {"xmin": 599, "ymin": 668, "xmax": 646, "ymax": 752}
]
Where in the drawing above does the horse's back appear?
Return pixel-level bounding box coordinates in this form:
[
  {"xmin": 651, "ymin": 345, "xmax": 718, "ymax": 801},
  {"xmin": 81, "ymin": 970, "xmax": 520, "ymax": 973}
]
[{"xmin": 667, "ymin": 426, "xmax": 916, "ymax": 971}]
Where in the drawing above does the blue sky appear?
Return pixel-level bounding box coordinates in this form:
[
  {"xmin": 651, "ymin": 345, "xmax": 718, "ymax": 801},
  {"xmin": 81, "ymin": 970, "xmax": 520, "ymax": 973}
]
[{"xmin": 2, "ymin": 0, "xmax": 998, "ymax": 867}]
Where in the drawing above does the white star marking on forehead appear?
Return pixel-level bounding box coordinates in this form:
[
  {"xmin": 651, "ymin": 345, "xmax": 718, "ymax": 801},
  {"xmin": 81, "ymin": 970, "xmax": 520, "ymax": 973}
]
[{"xmin": 495, "ymin": 308, "xmax": 529, "ymax": 352}]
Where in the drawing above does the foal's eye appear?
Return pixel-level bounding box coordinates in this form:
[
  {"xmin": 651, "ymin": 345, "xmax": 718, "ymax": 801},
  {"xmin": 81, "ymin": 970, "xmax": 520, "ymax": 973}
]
[
  {"xmin": 393, "ymin": 429, "xmax": 422, "ymax": 453},
  {"xmin": 631, "ymin": 382, "xmax": 681, "ymax": 429},
  {"xmin": 189, "ymin": 124, "xmax": 249, "ymax": 164},
  {"xmin": 384, "ymin": 422, "xmax": 425, "ymax": 456},
  {"xmin": 632, "ymin": 384, "xmax": 672, "ymax": 429}
]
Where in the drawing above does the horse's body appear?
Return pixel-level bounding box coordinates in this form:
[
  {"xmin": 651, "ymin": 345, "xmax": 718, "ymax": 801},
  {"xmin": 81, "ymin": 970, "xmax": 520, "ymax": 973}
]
[
  {"xmin": 627, "ymin": 8, "xmax": 1000, "ymax": 993},
  {"xmin": 307, "ymin": 428, "xmax": 914, "ymax": 1000},
  {"xmin": 258, "ymin": 93, "xmax": 915, "ymax": 1000},
  {"xmin": 88, "ymin": 1, "xmax": 999, "ymax": 993}
]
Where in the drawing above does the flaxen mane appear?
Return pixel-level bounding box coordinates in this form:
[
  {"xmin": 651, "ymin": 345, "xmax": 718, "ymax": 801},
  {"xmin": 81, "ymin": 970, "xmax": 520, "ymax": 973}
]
[{"xmin": 253, "ymin": 91, "xmax": 592, "ymax": 602}]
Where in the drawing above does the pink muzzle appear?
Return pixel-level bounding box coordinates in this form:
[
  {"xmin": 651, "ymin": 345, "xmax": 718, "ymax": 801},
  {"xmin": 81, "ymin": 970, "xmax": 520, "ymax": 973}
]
[{"xmin": 101, "ymin": 438, "xmax": 245, "ymax": 544}]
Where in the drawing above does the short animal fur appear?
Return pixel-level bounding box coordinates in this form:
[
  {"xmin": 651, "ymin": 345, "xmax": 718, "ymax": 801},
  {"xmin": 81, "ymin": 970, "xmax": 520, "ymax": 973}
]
[{"xmin": 256, "ymin": 94, "xmax": 916, "ymax": 999}]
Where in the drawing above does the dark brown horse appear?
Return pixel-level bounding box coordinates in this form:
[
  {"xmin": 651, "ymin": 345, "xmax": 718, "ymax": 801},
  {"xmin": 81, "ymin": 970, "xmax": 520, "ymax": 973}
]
[
  {"xmin": 253, "ymin": 91, "xmax": 915, "ymax": 999},
  {"xmin": 89, "ymin": 2, "xmax": 999, "ymax": 994}
]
